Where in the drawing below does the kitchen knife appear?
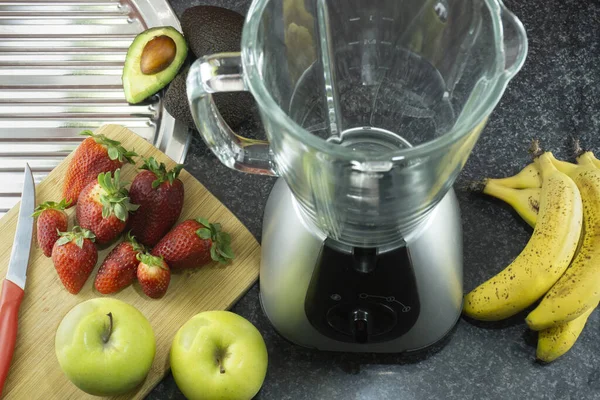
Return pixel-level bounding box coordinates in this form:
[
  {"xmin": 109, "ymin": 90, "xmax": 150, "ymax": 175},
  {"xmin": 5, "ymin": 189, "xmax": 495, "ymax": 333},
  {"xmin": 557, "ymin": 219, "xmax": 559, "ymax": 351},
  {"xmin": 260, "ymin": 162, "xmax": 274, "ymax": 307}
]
[{"xmin": 0, "ymin": 164, "xmax": 35, "ymax": 396}]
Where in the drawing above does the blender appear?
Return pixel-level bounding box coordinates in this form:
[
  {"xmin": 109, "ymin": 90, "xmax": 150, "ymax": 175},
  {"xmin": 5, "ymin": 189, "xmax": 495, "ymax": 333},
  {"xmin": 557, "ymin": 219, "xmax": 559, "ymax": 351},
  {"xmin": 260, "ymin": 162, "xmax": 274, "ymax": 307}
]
[{"xmin": 186, "ymin": 0, "xmax": 527, "ymax": 352}]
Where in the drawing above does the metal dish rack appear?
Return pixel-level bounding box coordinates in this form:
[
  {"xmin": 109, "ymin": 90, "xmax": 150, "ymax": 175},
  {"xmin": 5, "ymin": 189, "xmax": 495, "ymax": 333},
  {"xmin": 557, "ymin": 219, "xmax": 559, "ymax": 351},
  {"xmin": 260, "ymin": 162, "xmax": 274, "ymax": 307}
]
[{"xmin": 0, "ymin": 0, "xmax": 189, "ymax": 217}]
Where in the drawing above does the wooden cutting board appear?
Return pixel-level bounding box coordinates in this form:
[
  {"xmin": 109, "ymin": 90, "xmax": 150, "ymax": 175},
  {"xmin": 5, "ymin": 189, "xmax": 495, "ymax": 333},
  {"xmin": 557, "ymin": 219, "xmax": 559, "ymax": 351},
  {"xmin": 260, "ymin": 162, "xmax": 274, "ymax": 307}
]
[{"xmin": 0, "ymin": 124, "xmax": 261, "ymax": 399}]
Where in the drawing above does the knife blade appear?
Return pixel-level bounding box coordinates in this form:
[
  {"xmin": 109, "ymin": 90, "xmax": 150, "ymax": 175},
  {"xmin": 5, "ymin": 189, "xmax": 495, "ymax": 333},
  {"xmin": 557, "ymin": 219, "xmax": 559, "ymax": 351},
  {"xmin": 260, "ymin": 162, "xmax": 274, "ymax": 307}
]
[{"xmin": 0, "ymin": 163, "xmax": 35, "ymax": 396}]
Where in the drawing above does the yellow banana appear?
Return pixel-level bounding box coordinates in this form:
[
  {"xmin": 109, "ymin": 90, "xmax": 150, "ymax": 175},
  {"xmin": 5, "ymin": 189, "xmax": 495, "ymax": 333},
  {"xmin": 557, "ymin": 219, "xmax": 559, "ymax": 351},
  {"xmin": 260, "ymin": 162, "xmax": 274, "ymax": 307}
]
[
  {"xmin": 487, "ymin": 152, "xmax": 579, "ymax": 190},
  {"xmin": 463, "ymin": 153, "xmax": 583, "ymax": 321},
  {"xmin": 536, "ymin": 304, "xmax": 596, "ymax": 363},
  {"xmin": 481, "ymin": 156, "xmax": 582, "ymax": 229},
  {"xmin": 577, "ymin": 151, "xmax": 600, "ymax": 168},
  {"xmin": 481, "ymin": 181, "xmax": 539, "ymax": 228},
  {"xmin": 526, "ymin": 155, "xmax": 600, "ymax": 330},
  {"xmin": 487, "ymin": 163, "xmax": 542, "ymax": 189}
]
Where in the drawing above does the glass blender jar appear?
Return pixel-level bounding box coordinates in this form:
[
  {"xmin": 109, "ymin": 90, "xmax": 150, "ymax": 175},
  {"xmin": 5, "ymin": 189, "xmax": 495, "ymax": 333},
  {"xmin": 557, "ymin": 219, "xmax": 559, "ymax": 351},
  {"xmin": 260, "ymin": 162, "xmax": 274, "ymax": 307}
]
[{"xmin": 187, "ymin": 0, "xmax": 527, "ymax": 351}]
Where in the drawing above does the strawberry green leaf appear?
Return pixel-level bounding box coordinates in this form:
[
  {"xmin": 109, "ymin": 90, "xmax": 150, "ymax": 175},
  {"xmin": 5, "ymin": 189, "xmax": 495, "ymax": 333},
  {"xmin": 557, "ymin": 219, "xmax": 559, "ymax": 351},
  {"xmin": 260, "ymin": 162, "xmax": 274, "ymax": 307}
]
[
  {"xmin": 107, "ymin": 146, "xmax": 119, "ymax": 161},
  {"xmin": 113, "ymin": 202, "xmax": 128, "ymax": 222},
  {"xmin": 100, "ymin": 197, "xmax": 112, "ymax": 219},
  {"xmin": 211, "ymin": 235, "xmax": 234, "ymax": 263},
  {"xmin": 217, "ymin": 243, "xmax": 235, "ymax": 259},
  {"xmin": 216, "ymin": 231, "xmax": 231, "ymax": 246},
  {"xmin": 79, "ymin": 130, "xmax": 94, "ymax": 138},
  {"xmin": 96, "ymin": 169, "xmax": 137, "ymax": 221},
  {"xmin": 122, "ymin": 150, "xmax": 138, "ymax": 163},
  {"xmin": 141, "ymin": 157, "xmax": 184, "ymax": 186},
  {"xmin": 125, "ymin": 231, "xmax": 145, "ymax": 253},
  {"xmin": 196, "ymin": 228, "xmax": 212, "ymax": 240},
  {"xmin": 59, "ymin": 198, "xmax": 72, "ymax": 209},
  {"xmin": 81, "ymin": 228, "xmax": 96, "ymax": 240},
  {"xmin": 123, "ymin": 197, "xmax": 140, "ymax": 212},
  {"xmin": 137, "ymin": 252, "xmax": 168, "ymax": 269},
  {"xmin": 196, "ymin": 217, "xmax": 210, "ymax": 228},
  {"xmin": 82, "ymin": 130, "xmax": 137, "ymax": 163},
  {"xmin": 210, "ymin": 245, "xmax": 218, "ymax": 262},
  {"xmin": 194, "ymin": 217, "xmax": 234, "ymax": 263},
  {"xmin": 55, "ymin": 235, "xmax": 72, "ymax": 246},
  {"xmin": 169, "ymin": 164, "xmax": 184, "ymax": 181},
  {"xmin": 56, "ymin": 226, "xmax": 95, "ymax": 247},
  {"xmin": 77, "ymin": 227, "xmax": 95, "ymax": 240},
  {"xmin": 32, "ymin": 198, "xmax": 72, "ymax": 216}
]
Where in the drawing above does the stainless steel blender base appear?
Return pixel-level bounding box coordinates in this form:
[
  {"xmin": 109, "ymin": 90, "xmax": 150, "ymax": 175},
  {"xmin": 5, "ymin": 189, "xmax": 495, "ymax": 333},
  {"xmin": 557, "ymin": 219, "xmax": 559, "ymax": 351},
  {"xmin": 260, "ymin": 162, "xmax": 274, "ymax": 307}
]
[{"xmin": 259, "ymin": 178, "xmax": 463, "ymax": 352}]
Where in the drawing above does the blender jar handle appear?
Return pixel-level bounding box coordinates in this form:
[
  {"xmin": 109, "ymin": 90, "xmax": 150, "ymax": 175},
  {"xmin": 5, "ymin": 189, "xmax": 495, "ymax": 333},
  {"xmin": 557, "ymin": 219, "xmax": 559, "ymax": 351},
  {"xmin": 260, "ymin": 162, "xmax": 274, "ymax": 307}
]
[
  {"xmin": 499, "ymin": 1, "xmax": 528, "ymax": 79},
  {"xmin": 186, "ymin": 52, "xmax": 278, "ymax": 176}
]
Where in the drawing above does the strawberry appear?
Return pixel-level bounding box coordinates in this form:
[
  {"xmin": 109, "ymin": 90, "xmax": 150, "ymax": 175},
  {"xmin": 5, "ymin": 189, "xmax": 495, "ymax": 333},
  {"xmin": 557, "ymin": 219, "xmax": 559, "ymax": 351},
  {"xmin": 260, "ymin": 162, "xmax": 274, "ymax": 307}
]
[
  {"xmin": 32, "ymin": 199, "xmax": 71, "ymax": 257},
  {"xmin": 94, "ymin": 232, "xmax": 146, "ymax": 294},
  {"xmin": 63, "ymin": 130, "xmax": 137, "ymax": 206},
  {"xmin": 136, "ymin": 253, "xmax": 171, "ymax": 299},
  {"xmin": 151, "ymin": 217, "xmax": 234, "ymax": 270},
  {"xmin": 76, "ymin": 169, "xmax": 139, "ymax": 245},
  {"xmin": 51, "ymin": 226, "xmax": 98, "ymax": 294},
  {"xmin": 128, "ymin": 157, "xmax": 185, "ymax": 247}
]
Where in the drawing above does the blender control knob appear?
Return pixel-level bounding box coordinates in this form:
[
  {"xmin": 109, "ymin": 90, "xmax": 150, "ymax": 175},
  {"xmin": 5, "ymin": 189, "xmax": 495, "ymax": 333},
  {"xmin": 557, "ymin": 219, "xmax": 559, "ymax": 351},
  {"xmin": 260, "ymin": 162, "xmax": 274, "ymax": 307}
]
[{"xmin": 351, "ymin": 309, "xmax": 370, "ymax": 343}]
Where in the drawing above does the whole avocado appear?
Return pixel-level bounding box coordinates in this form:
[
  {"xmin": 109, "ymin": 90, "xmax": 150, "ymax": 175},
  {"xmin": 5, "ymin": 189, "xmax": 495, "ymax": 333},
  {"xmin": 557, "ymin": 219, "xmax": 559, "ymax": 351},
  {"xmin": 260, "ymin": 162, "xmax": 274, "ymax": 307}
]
[
  {"xmin": 164, "ymin": 66, "xmax": 255, "ymax": 130},
  {"xmin": 166, "ymin": 6, "xmax": 254, "ymax": 129},
  {"xmin": 181, "ymin": 6, "xmax": 245, "ymax": 58}
]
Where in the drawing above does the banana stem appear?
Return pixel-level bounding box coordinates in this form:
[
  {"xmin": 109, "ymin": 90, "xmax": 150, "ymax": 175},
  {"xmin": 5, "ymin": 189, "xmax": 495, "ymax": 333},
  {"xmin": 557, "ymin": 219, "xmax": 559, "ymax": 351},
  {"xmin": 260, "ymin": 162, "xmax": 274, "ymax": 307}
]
[
  {"xmin": 573, "ymin": 138, "xmax": 585, "ymax": 159},
  {"xmin": 529, "ymin": 139, "xmax": 544, "ymax": 159}
]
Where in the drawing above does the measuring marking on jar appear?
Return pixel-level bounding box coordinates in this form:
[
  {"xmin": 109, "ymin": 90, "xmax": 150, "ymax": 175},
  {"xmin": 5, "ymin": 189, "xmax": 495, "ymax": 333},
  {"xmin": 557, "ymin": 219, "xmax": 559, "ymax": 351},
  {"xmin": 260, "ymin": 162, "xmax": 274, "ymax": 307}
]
[{"xmin": 359, "ymin": 293, "xmax": 411, "ymax": 312}]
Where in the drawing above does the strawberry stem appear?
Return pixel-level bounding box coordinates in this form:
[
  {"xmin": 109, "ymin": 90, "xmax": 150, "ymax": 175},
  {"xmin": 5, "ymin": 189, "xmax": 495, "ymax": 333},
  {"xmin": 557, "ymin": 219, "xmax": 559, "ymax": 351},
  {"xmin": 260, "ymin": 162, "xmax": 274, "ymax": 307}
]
[
  {"xmin": 32, "ymin": 198, "xmax": 71, "ymax": 217},
  {"xmin": 136, "ymin": 252, "xmax": 168, "ymax": 269},
  {"xmin": 125, "ymin": 231, "xmax": 146, "ymax": 253},
  {"xmin": 140, "ymin": 156, "xmax": 184, "ymax": 188},
  {"xmin": 195, "ymin": 217, "xmax": 235, "ymax": 264},
  {"xmin": 56, "ymin": 226, "xmax": 96, "ymax": 248},
  {"xmin": 102, "ymin": 312, "xmax": 113, "ymax": 344},
  {"xmin": 80, "ymin": 130, "xmax": 137, "ymax": 163},
  {"xmin": 97, "ymin": 169, "xmax": 139, "ymax": 222}
]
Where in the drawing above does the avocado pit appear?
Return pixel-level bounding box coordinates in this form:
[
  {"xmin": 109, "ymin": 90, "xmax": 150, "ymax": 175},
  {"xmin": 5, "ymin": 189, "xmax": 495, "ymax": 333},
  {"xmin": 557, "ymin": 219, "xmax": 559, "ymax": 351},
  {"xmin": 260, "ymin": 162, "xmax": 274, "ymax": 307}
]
[{"xmin": 140, "ymin": 35, "xmax": 177, "ymax": 75}]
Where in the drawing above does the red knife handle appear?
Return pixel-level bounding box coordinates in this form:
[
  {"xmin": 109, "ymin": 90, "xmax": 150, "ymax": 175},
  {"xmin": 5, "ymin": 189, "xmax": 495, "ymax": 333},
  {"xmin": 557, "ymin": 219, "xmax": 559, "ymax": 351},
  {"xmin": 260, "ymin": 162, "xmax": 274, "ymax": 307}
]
[{"xmin": 0, "ymin": 279, "xmax": 24, "ymax": 396}]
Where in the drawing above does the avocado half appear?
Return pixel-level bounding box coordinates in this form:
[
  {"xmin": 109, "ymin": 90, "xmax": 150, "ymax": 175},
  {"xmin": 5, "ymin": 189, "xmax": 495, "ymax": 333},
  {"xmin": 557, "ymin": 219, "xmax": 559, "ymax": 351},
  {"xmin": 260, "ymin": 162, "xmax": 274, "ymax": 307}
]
[{"xmin": 122, "ymin": 26, "xmax": 188, "ymax": 104}]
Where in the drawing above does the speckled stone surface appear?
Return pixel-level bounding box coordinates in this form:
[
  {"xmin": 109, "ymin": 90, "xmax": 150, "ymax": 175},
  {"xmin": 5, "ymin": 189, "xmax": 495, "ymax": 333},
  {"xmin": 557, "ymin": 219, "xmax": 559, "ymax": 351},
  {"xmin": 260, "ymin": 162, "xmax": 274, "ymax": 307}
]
[{"xmin": 147, "ymin": 0, "xmax": 600, "ymax": 399}]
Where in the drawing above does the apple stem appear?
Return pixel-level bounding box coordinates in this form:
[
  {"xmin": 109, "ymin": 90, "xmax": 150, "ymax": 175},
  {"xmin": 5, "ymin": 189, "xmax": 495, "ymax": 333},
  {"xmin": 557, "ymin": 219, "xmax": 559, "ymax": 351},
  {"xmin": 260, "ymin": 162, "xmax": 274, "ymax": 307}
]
[
  {"xmin": 102, "ymin": 312, "xmax": 113, "ymax": 344},
  {"xmin": 214, "ymin": 348, "xmax": 227, "ymax": 373}
]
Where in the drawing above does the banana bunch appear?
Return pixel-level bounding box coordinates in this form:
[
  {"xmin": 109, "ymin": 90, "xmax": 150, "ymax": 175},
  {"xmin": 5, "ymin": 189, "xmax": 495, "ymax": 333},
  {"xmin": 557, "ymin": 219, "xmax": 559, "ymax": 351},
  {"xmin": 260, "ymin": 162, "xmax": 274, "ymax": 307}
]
[{"xmin": 466, "ymin": 143, "xmax": 600, "ymax": 362}]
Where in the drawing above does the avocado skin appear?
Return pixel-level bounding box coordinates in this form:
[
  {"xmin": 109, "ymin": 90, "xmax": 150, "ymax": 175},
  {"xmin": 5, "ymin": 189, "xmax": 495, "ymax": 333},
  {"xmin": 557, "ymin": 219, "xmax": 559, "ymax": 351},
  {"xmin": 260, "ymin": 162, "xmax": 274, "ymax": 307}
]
[
  {"xmin": 122, "ymin": 26, "xmax": 188, "ymax": 104},
  {"xmin": 164, "ymin": 66, "xmax": 254, "ymax": 130},
  {"xmin": 181, "ymin": 6, "xmax": 245, "ymax": 59},
  {"xmin": 169, "ymin": 6, "xmax": 254, "ymax": 129}
]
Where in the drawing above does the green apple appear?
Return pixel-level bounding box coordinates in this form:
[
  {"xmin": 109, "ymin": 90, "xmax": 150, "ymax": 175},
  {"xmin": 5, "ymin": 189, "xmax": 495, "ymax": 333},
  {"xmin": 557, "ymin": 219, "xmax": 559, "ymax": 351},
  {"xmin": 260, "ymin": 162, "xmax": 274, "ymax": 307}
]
[
  {"xmin": 170, "ymin": 311, "xmax": 268, "ymax": 400},
  {"xmin": 55, "ymin": 298, "xmax": 156, "ymax": 396}
]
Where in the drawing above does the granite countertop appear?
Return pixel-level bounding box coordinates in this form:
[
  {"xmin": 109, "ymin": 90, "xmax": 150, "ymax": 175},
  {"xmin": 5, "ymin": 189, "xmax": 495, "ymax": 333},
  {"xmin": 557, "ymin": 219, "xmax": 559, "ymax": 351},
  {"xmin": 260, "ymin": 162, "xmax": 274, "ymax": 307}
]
[{"xmin": 147, "ymin": 0, "xmax": 600, "ymax": 399}]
